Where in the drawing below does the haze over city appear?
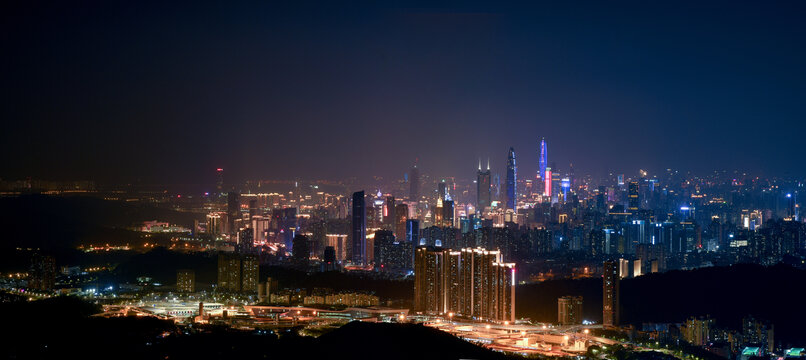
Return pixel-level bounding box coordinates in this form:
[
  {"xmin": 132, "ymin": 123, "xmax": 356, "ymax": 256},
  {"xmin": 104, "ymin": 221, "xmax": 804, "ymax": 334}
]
[{"xmin": 4, "ymin": 1, "xmax": 806, "ymax": 184}]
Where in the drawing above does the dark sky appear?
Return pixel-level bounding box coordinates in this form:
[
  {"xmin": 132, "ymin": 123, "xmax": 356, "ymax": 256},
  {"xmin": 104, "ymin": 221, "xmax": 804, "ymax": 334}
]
[{"xmin": 3, "ymin": 0, "xmax": 805, "ymax": 184}]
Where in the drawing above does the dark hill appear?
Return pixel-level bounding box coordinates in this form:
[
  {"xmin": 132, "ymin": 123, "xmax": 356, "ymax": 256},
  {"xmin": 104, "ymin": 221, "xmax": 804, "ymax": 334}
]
[
  {"xmin": 316, "ymin": 321, "xmax": 514, "ymax": 360},
  {"xmin": 516, "ymin": 263, "xmax": 806, "ymax": 346}
]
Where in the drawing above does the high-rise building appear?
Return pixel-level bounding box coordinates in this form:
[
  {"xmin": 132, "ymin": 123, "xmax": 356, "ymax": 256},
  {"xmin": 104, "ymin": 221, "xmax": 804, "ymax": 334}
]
[
  {"xmin": 384, "ymin": 196, "xmax": 396, "ymax": 229},
  {"xmin": 218, "ymin": 253, "xmax": 242, "ymax": 292},
  {"xmin": 29, "ymin": 254, "xmax": 56, "ymax": 291},
  {"xmin": 539, "ymin": 138, "xmax": 547, "ymax": 193},
  {"xmin": 442, "ymin": 200, "xmax": 455, "ymax": 228},
  {"xmin": 544, "ymin": 167, "xmax": 552, "ymax": 198},
  {"xmin": 351, "ymin": 191, "xmax": 367, "ymax": 266},
  {"xmin": 176, "ymin": 269, "xmax": 195, "ymax": 293},
  {"xmin": 603, "ymin": 260, "xmax": 620, "ymax": 326},
  {"xmin": 238, "ymin": 228, "xmax": 254, "ymax": 254},
  {"xmin": 683, "ymin": 316, "xmax": 715, "ymax": 346},
  {"xmin": 628, "ymin": 181, "xmax": 640, "ymax": 212},
  {"xmin": 410, "ymin": 164, "xmax": 420, "ymax": 202},
  {"xmin": 414, "ymin": 247, "xmax": 515, "ymax": 322},
  {"xmin": 216, "ymin": 168, "xmax": 224, "ymax": 194},
  {"xmin": 292, "ymin": 234, "xmax": 310, "ymax": 265},
  {"xmin": 506, "ymin": 147, "xmax": 517, "ymax": 210},
  {"xmin": 477, "ymin": 159, "xmax": 491, "ymax": 212},
  {"xmin": 395, "ymin": 203, "xmax": 408, "ymax": 239},
  {"xmin": 227, "ymin": 191, "xmax": 240, "ymax": 235},
  {"xmin": 217, "ymin": 253, "xmax": 259, "ymax": 293},
  {"xmin": 558, "ymin": 296, "xmax": 583, "ymax": 325},
  {"xmin": 323, "ymin": 246, "xmax": 337, "ymax": 271}
]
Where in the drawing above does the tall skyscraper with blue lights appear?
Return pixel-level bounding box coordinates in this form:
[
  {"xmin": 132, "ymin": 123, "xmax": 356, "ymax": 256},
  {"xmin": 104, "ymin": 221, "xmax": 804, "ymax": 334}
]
[
  {"xmin": 351, "ymin": 191, "xmax": 366, "ymax": 266},
  {"xmin": 506, "ymin": 147, "xmax": 517, "ymax": 210}
]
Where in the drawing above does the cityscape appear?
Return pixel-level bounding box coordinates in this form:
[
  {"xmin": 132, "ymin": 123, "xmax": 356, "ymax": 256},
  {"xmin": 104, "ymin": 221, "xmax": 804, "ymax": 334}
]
[{"xmin": 3, "ymin": 1, "xmax": 806, "ymax": 360}]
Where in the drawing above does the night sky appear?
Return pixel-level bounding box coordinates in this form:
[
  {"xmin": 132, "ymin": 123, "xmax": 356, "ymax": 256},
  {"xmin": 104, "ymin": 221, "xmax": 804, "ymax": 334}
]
[{"xmin": 3, "ymin": 1, "xmax": 806, "ymax": 184}]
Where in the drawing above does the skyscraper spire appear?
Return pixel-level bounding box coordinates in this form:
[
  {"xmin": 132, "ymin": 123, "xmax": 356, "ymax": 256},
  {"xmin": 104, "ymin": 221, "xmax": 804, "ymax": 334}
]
[
  {"xmin": 478, "ymin": 158, "xmax": 482, "ymax": 171},
  {"xmin": 486, "ymin": 158, "xmax": 490, "ymax": 170}
]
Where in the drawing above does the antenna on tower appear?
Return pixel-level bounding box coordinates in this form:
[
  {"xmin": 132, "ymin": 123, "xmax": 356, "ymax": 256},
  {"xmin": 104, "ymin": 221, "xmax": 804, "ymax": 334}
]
[{"xmin": 487, "ymin": 158, "xmax": 490, "ymax": 170}]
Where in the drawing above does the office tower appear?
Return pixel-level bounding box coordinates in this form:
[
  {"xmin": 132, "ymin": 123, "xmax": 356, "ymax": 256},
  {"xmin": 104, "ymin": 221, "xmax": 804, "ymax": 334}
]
[
  {"xmin": 603, "ymin": 260, "xmax": 620, "ymax": 326},
  {"xmin": 506, "ymin": 147, "xmax": 517, "ymax": 210},
  {"xmin": 438, "ymin": 181, "xmax": 447, "ymax": 201},
  {"xmin": 238, "ymin": 228, "xmax": 254, "ymax": 254},
  {"xmin": 406, "ymin": 219, "xmax": 420, "ymax": 244},
  {"xmin": 628, "ymin": 181, "xmax": 639, "ymax": 212},
  {"xmin": 29, "ymin": 254, "xmax": 56, "ymax": 291},
  {"xmin": 410, "ymin": 164, "xmax": 420, "ymax": 201},
  {"xmin": 374, "ymin": 230, "xmax": 412, "ymax": 271},
  {"xmin": 558, "ymin": 296, "xmax": 583, "ymax": 325},
  {"xmin": 241, "ymin": 254, "xmax": 259, "ymax": 293},
  {"xmin": 216, "ymin": 168, "xmax": 224, "ymax": 194},
  {"xmin": 414, "ymin": 247, "xmax": 514, "ymax": 322},
  {"xmin": 351, "ymin": 191, "xmax": 367, "ymax": 266},
  {"xmin": 176, "ymin": 269, "xmax": 195, "ymax": 293},
  {"xmin": 384, "ymin": 196, "xmax": 396, "ymax": 229},
  {"xmin": 206, "ymin": 212, "xmax": 222, "ymax": 236},
  {"xmin": 442, "ymin": 200, "xmax": 455, "ymax": 228},
  {"xmin": 394, "ymin": 203, "xmax": 408, "ymax": 239},
  {"xmin": 544, "ymin": 167, "xmax": 552, "ymax": 198},
  {"xmin": 271, "ymin": 207, "xmax": 297, "ymax": 249},
  {"xmin": 323, "ymin": 246, "xmax": 336, "ymax": 271},
  {"xmin": 539, "ymin": 138, "xmax": 547, "ymax": 191},
  {"xmin": 477, "ymin": 159, "xmax": 492, "ymax": 212},
  {"xmin": 227, "ymin": 191, "xmax": 240, "ymax": 234},
  {"xmin": 560, "ymin": 178, "xmax": 571, "ymax": 202},
  {"xmin": 292, "ymin": 234, "xmax": 310, "ymax": 265}
]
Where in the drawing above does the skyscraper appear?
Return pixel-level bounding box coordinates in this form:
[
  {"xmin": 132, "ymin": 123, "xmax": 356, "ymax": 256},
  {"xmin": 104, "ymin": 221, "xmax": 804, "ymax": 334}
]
[
  {"xmin": 351, "ymin": 191, "xmax": 367, "ymax": 266},
  {"xmin": 410, "ymin": 164, "xmax": 420, "ymax": 202},
  {"xmin": 628, "ymin": 181, "xmax": 640, "ymax": 212},
  {"xmin": 414, "ymin": 247, "xmax": 515, "ymax": 322},
  {"xmin": 506, "ymin": 147, "xmax": 517, "ymax": 210},
  {"xmin": 603, "ymin": 260, "xmax": 620, "ymax": 326},
  {"xmin": 539, "ymin": 138, "xmax": 547, "ymax": 191},
  {"xmin": 227, "ymin": 191, "xmax": 240, "ymax": 235},
  {"xmin": 476, "ymin": 159, "xmax": 491, "ymax": 212}
]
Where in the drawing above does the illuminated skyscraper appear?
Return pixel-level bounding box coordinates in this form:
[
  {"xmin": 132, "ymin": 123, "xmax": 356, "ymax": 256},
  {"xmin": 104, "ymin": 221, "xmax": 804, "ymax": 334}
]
[
  {"xmin": 544, "ymin": 167, "xmax": 552, "ymax": 198},
  {"xmin": 384, "ymin": 196, "xmax": 396, "ymax": 230},
  {"xmin": 477, "ymin": 159, "xmax": 491, "ymax": 212},
  {"xmin": 351, "ymin": 191, "xmax": 367, "ymax": 266},
  {"xmin": 415, "ymin": 247, "xmax": 515, "ymax": 322},
  {"xmin": 539, "ymin": 138, "xmax": 547, "ymax": 191},
  {"xmin": 506, "ymin": 147, "xmax": 517, "ymax": 210},
  {"xmin": 603, "ymin": 260, "xmax": 620, "ymax": 326}
]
